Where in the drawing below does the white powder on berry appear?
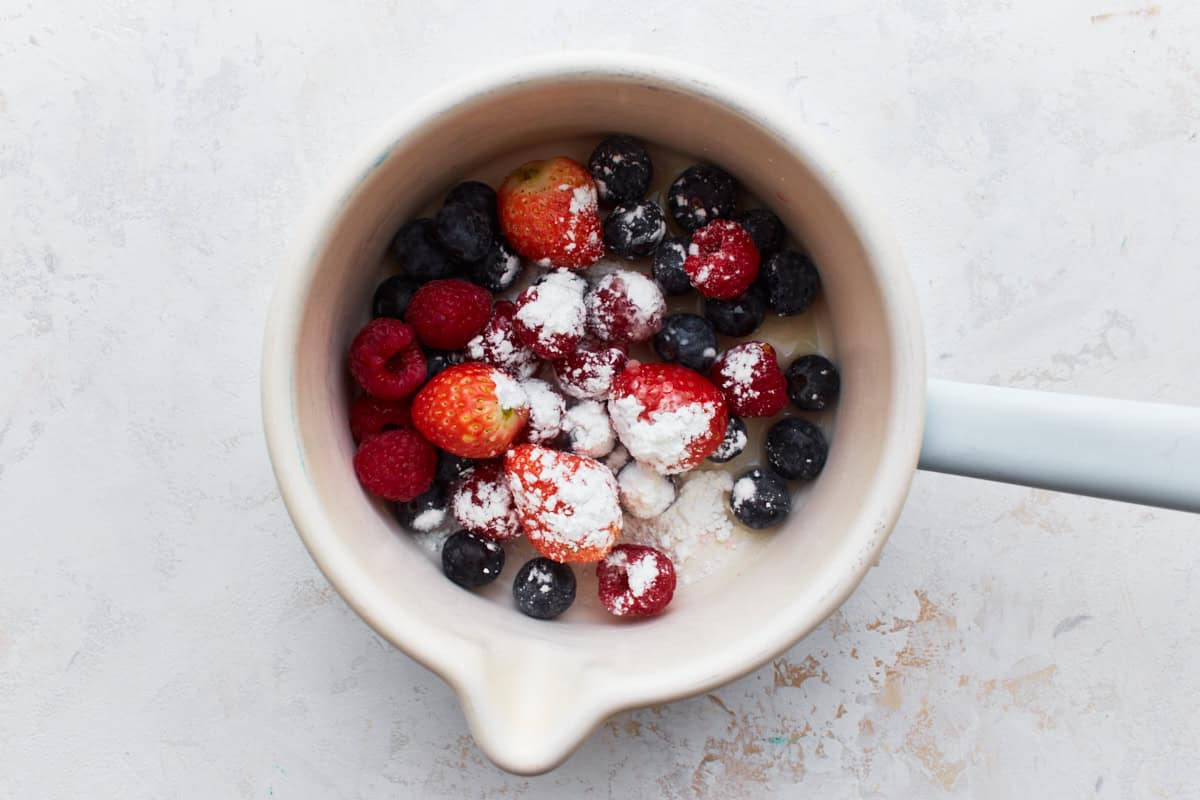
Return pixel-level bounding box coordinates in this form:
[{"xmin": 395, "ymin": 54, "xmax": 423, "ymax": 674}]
[
  {"xmin": 453, "ymin": 471, "xmax": 516, "ymax": 537},
  {"xmin": 563, "ymin": 400, "xmax": 616, "ymax": 458},
  {"xmin": 410, "ymin": 506, "xmax": 447, "ymax": 533},
  {"xmin": 625, "ymin": 552, "xmax": 661, "ymax": 597},
  {"xmin": 603, "ymin": 444, "xmax": 631, "ymax": 473},
  {"xmin": 624, "ymin": 469, "xmax": 735, "ymax": 584},
  {"xmin": 520, "ymin": 378, "xmax": 565, "ymax": 445},
  {"xmin": 466, "ymin": 316, "xmax": 538, "ymax": 379},
  {"xmin": 731, "ymin": 474, "xmax": 758, "ymax": 510},
  {"xmin": 506, "ymin": 447, "xmax": 620, "ymax": 555},
  {"xmin": 569, "ymin": 184, "xmax": 596, "ymax": 216},
  {"xmin": 710, "ymin": 424, "xmax": 748, "ymax": 462},
  {"xmin": 717, "ymin": 345, "xmax": 765, "ymax": 402},
  {"xmin": 490, "ymin": 370, "xmax": 529, "ymax": 412},
  {"xmin": 617, "ymin": 461, "xmax": 676, "ymax": 519},
  {"xmin": 515, "ymin": 270, "xmax": 587, "ymax": 345},
  {"xmin": 608, "ymin": 393, "xmax": 720, "ymax": 475}
]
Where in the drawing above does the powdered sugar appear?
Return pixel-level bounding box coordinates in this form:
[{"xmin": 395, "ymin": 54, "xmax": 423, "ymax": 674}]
[
  {"xmin": 490, "ymin": 370, "xmax": 529, "ymax": 412},
  {"xmin": 731, "ymin": 474, "xmax": 758, "ymax": 510},
  {"xmin": 520, "ymin": 378, "xmax": 565, "ymax": 445},
  {"xmin": 452, "ymin": 464, "xmax": 520, "ymax": 542},
  {"xmin": 603, "ymin": 445, "xmax": 631, "ymax": 473},
  {"xmin": 624, "ymin": 470, "xmax": 736, "ymax": 584},
  {"xmin": 624, "ymin": 552, "xmax": 661, "ymax": 597},
  {"xmin": 514, "ymin": 269, "xmax": 587, "ymax": 357},
  {"xmin": 410, "ymin": 506, "xmax": 447, "ymax": 533},
  {"xmin": 569, "ymin": 184, "xmax": 596, "ymax": 216},
  {"xmin": 617, "ymin": 461, "xmax": 676, "ymax": 519},
  {"xmin": 563, "ymin": 400, "xmax": 616, "ymax": 458},
  {"xmin": 553, "ymin": 345, "xmax": 626, "ymax": 401},
  {"xmin": 608, "ymin": 393, "xmax": 721, "ymax": 475}
]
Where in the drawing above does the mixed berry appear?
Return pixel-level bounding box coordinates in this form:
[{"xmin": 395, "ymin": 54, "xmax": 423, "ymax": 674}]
[{"xmin": 342, "ymin": 137, "xmax": 842, "ymax": 622}]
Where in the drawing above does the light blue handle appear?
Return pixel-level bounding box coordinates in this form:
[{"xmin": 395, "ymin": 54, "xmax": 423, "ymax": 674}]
[{"xmin": 920, "ymin": 380, "xmax": 1200, "ymax": 513}]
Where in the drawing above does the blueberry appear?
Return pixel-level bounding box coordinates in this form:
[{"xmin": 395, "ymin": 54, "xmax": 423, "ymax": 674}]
[
  {"xmin": 372, "ymin": 275, "xmax": 419, "ymax": 319},
  {"xmin": 765, "ymin": 418, "xmax": 828, "ymax": 481},
  {"xmin": 436, "ymin": 450, "xmax": 474, "ymax": 485},
  {"xmin": 730, "ymin": 468, "xmax": 791, "ymax": 529},
  {"xmin": 426, "ymin": 350, "xmax": 464, "ymax": 380},
  {"xmin": 735, "ymin": 209, "xmax": 786, "ymax": 258},
  {"xmin": 466, "ymin": 236, "xmax": 522, "ymax": 293},
  {"xmin": 653, "ymin": 314, "xmax": 718, "ymax": 372},
  {"xmin": 393, "ymin": 484, "xmax": 449, "ymax": 532},
  {"xmin": 392, "ymin": 219, "xmax": 456, "ymax": 281},
  {"xmin": 512, "ymin": 557, "xmax": 576, "ymax": 620},
  {"xmin": 704, "ymin": 287, "xmax": 767, "ymax": 337},
  {"xmin": 603, "ymin": 200, "xmax": 667, "ymax": 259},
  {"xmin": 708, "ymin": 415, "xmax": 748, "ymax": 463},
  {"xmin": 651, "ymin": 235, "xmax": 693, "ymax": 296},
  {"xmin": 434, "ymin": 202, "xmax": 492, "ymax": 263},
  {"xmin": 444, "ymin": 181, "xmax": 498, "ymax": 229},
  {"xmin": 786, "ymin": 354, "xmax": 840, "ymax": 411},
  {"xmin": 587, "ymin": 135, "xmax": 653, "ymax": 204},
  {"xmin": 441, "ymin": 530, "xmax": 505, "ymax": 588},
  {"xmin": 667, "ymin": 164, "xmax": 737, "ymax": 231},
  {"xmin": 763, "ymin": 250, "xmax": 820, "ymax": 316}
]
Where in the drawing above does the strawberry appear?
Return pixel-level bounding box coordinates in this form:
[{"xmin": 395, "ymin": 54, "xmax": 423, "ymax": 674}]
[
  {"xmin": 497, "ymin": 157, "xmax": 605, "ymax": 269},
  {"xmin": 607, "ymin": 362, "xmax": 728, "ymax": 475},
  {"xmin": 503, "ymin": 444, "xmax": 621, "ymax": 563},
  {"xmin": 411, "ymin": 362, "xmax": 530, "ymax": 459}
]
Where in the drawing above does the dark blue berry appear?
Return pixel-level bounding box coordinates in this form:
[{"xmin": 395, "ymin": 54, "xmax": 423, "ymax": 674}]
[
  {"xmin": 765, "ymin": 418, "xmax": 828, "ymax": 481},
  {"xmin": 372, "ymin": 275, "xmax": 419, "ymax": 319},
  {"xmin": 667, "ymin": 164, "xmax": 737, "ymax": 231},
  {"xmin": 588, "ymin": 135, "xmax": 653, "ymax": 204},
  {"xmin": 426, "ymin": 350, "xmax": 464, "ymax": 380},
  {"xmin": 434, "ymin": 202, "xmax": 492, "ymax": 263},
  {"xmin": 393, "ymin": 484, "xmax": 449, "ymax": 531},
  {"xmin": 730, "ymin": 468, "xmax": 791, "ymax": 529},
  {"xmin": 653, "ymin": 313, "xmax": 718, "ymax": 372},
  {"xmin": 436, "ymin": 450, "xmax": 474, "ymax": 485},
  {"xmin": 708, "ymin": 415, "xmax": 748, "ymax": 463},
  {"xmin": 512, "ymin": 557, "xmax": 576, "ymax": 619},
  {"xmin": 391, "ymin": 218, "xmax": 456, "ymax": 281},
  {"xmin": 786, "ymin": 354, "xmax": 840, "ymax": 411},
  {"xmin": 603, "ymin": 200, "xmax": 667, "ymax": 259},
  {"xmin": 466, "ymin": 236, "xmax": 522, "ymax": 293},
  {"xmin": 735, "ymin": 209, "xmax": 786, "ymax": 258},
  {"xmin": 444, "ymin": 181, "xmax": 498, "ymax": 230},
  {"xmin": 704, "ymin": 287, "xmax": 767, "ymax": 337},
  {"xmin": 651, "ymin": 235, "xmax": 693, "ymax": 296},
  {"xmin": 763, "ymin": 250, "xmax": 820, "ymax": 315},
  {"xmin": 442, "ymin": 530, "xmax": 505, "ymax": 588}
]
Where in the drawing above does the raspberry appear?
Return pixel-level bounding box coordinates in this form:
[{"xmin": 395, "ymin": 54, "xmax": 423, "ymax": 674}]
[
  {"xmin": 404, "ymin": 279, "xmax": 492, "ymax": 350},
  {"xmin": 465, "ymin": 300, "xmax": 540, "ymax": 379},
  {"xmin": 451, "ymin": 460, "xmax": 521, "ymax": 542},
  {"xmin": 349, "ymin": 396, "xmax": 411, "ymax": 442},
  {"xmin": 347, "ymin": 318, "xmax": 427, "ymax": 400},
  {"xmin": 709, "ymin": 341, "xmax": 788, "ymax": 417},
  {"xmin": 597, "ymin": 544, "xmax": 676, "ymax": 617},
  {"xmin": 513, "ymin": 269, "xmax": 588, "ymax": 359},
  {"xmin": 683, "ymin": 219, "xmax": 760, "ymax": 299},
  {"xmin": 504, "ymin": 445, "xmax": 621, "ymax": 563},
  {"xmin": 353, "ymin": 428, "xmax": 437, "ymax": 502},
  {"xmin": 584, "ymin": 270, "xmax": 666, "ymax": 347},
  {"xmin": 518, "ymin": 378, "xmax": 566, "ymax": 446},
  {"xmin": 553, "ymin": 343, "xmax": 627, "ymax": 401}
]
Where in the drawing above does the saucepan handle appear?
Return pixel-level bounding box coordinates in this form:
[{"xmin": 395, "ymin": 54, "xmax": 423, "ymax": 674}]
[{"xmin": 919, "ymin": 379, "xmax": 1200, "ymax": 513}]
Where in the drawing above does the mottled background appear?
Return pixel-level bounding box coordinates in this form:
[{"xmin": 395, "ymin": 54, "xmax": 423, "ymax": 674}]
[{"xmin": 3, "ymin": 1, "xmax": 1200, "ymax": 797}]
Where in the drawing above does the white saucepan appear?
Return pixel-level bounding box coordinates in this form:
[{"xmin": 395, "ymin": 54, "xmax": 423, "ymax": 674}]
[{"xmin": 261, "ymin": 53, "xmax": 1200, "ymax": 775}]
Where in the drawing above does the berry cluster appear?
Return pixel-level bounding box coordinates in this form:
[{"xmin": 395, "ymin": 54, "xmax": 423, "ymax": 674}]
[{"xmin": 343, "ymin": 135, "xmax": 842, "ymax": 621}]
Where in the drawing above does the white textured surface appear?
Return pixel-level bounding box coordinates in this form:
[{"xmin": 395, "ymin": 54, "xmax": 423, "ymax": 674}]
[{"xmin": 3, "ymin": 1, "xmax": 1200, "ymax": 797}]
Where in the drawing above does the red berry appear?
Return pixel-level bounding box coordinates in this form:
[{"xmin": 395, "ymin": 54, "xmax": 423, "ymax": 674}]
[
  {"xmin": 348, "ymin": 318, "xmax": 427, "ymax": 400},
  {"xmin": 608, "ymin": 361, "xmax": 728, "ymax": 474},
  {"xmin": 709, "ymin": 341, "xmax": 788, "ymax": 417},
  {"xmin": 584, "ymin": 270, "xmax": 666, "ymax": 346},
  {"xmin": 353, "ymin": 428, "xmax": 437, "ymax": 501},
  {"xmin": 517, "ymin": 378, "xmax": 566, "ymax": 446},
  {"xmin": 553, "ymin": 342, "xmax": 627, "ymax": 401},
  {"xmin": 404, "ymin": 279, "xmax": 492, "ymax": 350},
  {"xmin": 451, "ymin": 461, "xmax": 521, "ymax": 542},
  {"xmin": 597, "ymin": 544, "xmax": 676, "ymax": 617},
  {"xmin": 504, "ymin": 444, "xmax": 621, "ymax": 563},
  {"xmin": 683, "ymin": 219, "xmax": 760, "ymax": 299},
  {"xmin": 465, "ymin": 300, "xmax": 540, "ymax": 379},
  {"xmin": 349, "ymin": 396, "xmax": 411, "ymax": 442},
  {"xmin": 498, "ymin": 157, "xmax": 604, "ymax": 269},
  {"xmin": 513, "ymin": 269, "xmax": 588, "ymax": 359},
  {"xmin": 411, "ymin": 362, "xmax": 530, "ymax": 459}
]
